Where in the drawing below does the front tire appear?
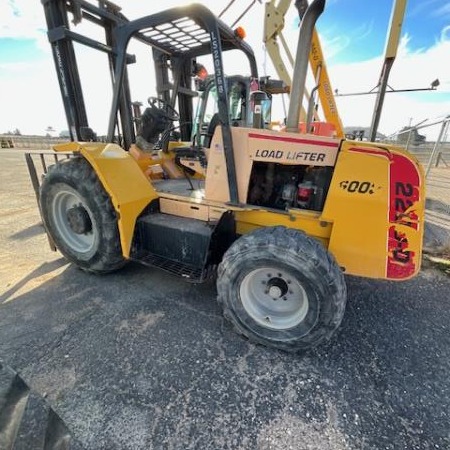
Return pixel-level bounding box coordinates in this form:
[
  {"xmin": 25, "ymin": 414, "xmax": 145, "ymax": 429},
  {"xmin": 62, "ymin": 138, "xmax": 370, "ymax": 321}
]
[
  {"xmin": 217, "ymin": 227, "xmax": 346, "ymax": 352},
  {"xmin": 40, "ymin": 157, "xmax": 126, "ymax": 274}
]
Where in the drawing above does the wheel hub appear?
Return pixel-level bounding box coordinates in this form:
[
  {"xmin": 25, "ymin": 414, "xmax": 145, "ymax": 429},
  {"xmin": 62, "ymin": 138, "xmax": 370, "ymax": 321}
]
[
  {"xmin": 66, "ymin": 205, "xmax": 92, "ymax": 234},
  {"xmin": 240, "ymin": 267, "xmax": 309, "ymax": 330},
  {"xmin": 267, "ymin": 277, "xmax": 288, "ymax": 299}
]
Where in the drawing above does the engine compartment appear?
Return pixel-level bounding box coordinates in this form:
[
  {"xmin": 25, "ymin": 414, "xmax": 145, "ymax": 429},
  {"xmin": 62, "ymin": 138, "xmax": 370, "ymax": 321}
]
[{"xmin": 247, "ymin": 162, "xmax": 334, "ymax": 212}]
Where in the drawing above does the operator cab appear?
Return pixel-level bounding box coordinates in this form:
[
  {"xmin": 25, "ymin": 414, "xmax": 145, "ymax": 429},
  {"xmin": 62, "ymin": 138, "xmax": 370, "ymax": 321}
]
[
  {"xmin": 133, "ymin": 73, "xmax": 282, "ymax": 180},
  {"xmin": 134, "ymin": 74, "xmax": 278, "ymax": 150},
  {"xmin": 192, "ymin": 75, "xmax": 274, "ymax": 147}
]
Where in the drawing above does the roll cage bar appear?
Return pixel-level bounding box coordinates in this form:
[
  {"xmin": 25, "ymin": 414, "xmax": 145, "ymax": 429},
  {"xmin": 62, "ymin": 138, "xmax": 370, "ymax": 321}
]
[{"xmin": 107, "ymin": 4, "xmax": 258, "ymax": 140}]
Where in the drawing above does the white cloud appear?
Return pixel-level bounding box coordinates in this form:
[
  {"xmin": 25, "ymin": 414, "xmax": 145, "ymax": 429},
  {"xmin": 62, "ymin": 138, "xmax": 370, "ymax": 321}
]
[
  {"xmin": 326, "ymin": 28, "xmax": 450, "ymax": 138},
  {"xmin": 0, "ymin": 59, "xmax": 67, "ymax": 135},
  {"xmin": 0, "ymin": 0, "xmax": 51, "ymax": 54},
  {"xmin": 441, "ymin": 25, "xmax": 450, "ymax": 41},
  {"xmin": 0, "ymin": 0, "xmax": 46, "ymax": 38},
  {"xmin": 320, "ymin": 34, "xmax": 352, "ymax": 59},
  {"xmin": 432, "ymin": 3, "xmax": 450, "ymax": 18},
  {"xmin": 329, "ymin": 32, "xmax": 450, "ymax": 96},
  {"xmin": 353, "ymin": 21, "xmax": 375, "ymax": 41}
]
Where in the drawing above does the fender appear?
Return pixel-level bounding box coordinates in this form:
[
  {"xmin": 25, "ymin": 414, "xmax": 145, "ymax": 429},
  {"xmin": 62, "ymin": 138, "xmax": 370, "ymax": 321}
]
[{"xmin": 53, "ymin": 142, "xmax": 158, "ymax": 258}]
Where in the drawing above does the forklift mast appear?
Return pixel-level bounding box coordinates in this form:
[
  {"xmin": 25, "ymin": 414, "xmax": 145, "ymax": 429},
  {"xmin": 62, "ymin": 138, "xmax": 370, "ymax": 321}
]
[{"xmin": 42, "ymin": 0, "xmax": 139, "ymax": 148}]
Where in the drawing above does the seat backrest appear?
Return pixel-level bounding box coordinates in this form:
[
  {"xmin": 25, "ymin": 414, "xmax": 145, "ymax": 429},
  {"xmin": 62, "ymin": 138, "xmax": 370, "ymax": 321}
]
[{"xmin": 203, "ymin": 113, "xmax": 220, "ymax": 148}]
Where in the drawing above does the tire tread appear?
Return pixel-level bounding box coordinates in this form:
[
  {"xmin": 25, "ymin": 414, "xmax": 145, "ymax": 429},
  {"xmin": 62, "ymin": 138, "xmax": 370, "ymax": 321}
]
[
  {"xmin": 217, "ymin": 226, "xmax": 346, "ymax": 352},
  {"xmin": 40, "ymin": 157, "xmax": 125, "ymax": 274}
]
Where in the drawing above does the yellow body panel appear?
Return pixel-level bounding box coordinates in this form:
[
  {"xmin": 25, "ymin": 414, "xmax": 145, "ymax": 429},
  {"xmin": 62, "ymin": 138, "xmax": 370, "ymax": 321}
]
[
  {"xmin": 235, "ymin": 209, "xmax": 331, "ymax": 247},
  {"xmin": 128, "ymin": 143, "xmax": 205, "ymax": 180},
  {"xmin": 322, "ymin": 141, "xmax": 425, "ymax": 279},
  {"xmin": 53, "ymin": 142, "xmax": 158, "ymax": 258},
  {"xmin": 128, "ymin": 144, "xmax": 163, "ymax": 174}
]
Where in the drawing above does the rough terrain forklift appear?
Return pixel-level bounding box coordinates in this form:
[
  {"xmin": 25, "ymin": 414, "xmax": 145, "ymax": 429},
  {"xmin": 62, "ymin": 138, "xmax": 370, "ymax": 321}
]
[{"xmin": 31, "ymin": 0, "xmax": 425, "ymax": 351}]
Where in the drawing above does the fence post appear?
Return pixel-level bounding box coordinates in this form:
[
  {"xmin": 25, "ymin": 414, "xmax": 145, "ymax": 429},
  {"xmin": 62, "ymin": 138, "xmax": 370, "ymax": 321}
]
[
  {"xmin": 425, "ymin": 118, "xmax": 450, "ymax": 177},
  {"xmin": 405, "ymin": 128, "xmax": 413, "ymax": 151}
]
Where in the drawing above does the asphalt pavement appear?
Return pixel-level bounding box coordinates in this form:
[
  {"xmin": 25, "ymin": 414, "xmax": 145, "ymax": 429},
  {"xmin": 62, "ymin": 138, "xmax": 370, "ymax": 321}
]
[{"xmin": 1, "ymin": 149, "xmax": 449, "ymax": 449}]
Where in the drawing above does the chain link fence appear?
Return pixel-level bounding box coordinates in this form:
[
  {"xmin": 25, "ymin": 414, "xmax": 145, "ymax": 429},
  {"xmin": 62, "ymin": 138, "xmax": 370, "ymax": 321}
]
[
  {"xmin": 384, "ymin": 116, "xmax": 450, "ymax": 253},
  {"xmin": 0, "ymin": 135, "xmax": 69, "ymax": 149}
]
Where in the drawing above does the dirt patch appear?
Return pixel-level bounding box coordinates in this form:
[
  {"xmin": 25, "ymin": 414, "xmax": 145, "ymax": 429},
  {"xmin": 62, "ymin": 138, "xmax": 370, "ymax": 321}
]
[
  {"xmin": 30, "ymin": 365, "xmax": 77, "ymax": 402},
  {"xmin": 116, "ymin": 311, "xmax": 165, "ymax": 334},
  {"xmin": 257, "ymin": 406, "xmax": 352, "ymax": 450}
]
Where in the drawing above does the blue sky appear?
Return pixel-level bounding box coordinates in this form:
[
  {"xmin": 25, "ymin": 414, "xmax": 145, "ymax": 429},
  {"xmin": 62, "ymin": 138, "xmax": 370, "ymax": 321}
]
[
  {"xmin": 317, "ymin": 0, "xmax": 450, "ymax": 62},
  {"xmin": 0, "ymin": 0, "xmax": 448, "ymax": 138},
  {"xmin": 0, "ymin": 38, "xmax": 44, "ymax": 62}
]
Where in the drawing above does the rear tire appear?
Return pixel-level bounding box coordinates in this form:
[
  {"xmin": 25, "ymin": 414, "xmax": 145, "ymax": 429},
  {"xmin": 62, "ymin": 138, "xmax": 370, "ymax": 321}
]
[
  {"xmin": 40, "ymin": 157, "xmax": 126, "ymax": 274},
  {"xmin": 217, "ymin": 226, "xmax": 346, "ymax": 352}
]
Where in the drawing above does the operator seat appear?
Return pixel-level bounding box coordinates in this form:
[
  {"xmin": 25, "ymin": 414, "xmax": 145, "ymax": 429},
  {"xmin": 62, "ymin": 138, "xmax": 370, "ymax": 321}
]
[
  {"xmin": 202, "ymin": 113, "xmax": 220, "ymax": 148},
  {"xmin": 135, "ymin": 105, "xmax": 173, "ymax": 151},
  {"xmin": 173, "ymin": 113, "xmax": 220, "ymax": 172}
]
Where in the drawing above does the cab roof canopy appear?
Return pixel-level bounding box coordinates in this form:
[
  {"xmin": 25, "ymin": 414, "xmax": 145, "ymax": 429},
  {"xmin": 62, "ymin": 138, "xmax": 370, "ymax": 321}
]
[
  {"xmin": 108, "ymin": 4, "xmax": 258, "ymax": 144},
  {"xmin": 120, "ymin": 4, "xmax": 258, "ymax": 60}
]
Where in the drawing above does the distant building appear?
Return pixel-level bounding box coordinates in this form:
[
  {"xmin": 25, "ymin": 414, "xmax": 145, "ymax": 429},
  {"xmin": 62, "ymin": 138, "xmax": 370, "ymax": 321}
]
[{"xmin": 397, "ymin": 127, "xmax": 426, "ymax": 145}]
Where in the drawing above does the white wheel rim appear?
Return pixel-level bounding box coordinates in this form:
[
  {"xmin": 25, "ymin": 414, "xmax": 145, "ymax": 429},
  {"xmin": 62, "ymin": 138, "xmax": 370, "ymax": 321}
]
[
  {"xmin": 240, "ymin": 267, "xmax": 309, "ymax": 330},
  {"xmin": 51, "ymin": 187, "xmax": 97, "ymax": 254}
]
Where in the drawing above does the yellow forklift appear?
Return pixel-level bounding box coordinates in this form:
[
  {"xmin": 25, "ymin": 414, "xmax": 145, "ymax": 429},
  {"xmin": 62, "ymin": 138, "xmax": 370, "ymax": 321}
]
[{"xmin": 29, "ymin": 0, "xmax": 425, "ymax": 351}]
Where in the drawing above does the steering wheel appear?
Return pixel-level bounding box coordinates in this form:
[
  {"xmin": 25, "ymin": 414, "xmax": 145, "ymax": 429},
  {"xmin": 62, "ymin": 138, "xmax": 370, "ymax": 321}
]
[{"xmin": 147, "ymin": 96, "xmax": 179, "ymax": 121}]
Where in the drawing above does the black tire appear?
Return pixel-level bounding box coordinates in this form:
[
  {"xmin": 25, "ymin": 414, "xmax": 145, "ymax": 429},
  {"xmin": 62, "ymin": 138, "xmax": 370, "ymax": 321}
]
[
  {"xmin": 40, "ymin": 157, "xmax": 126, "ymax": 274},
  {"xmin": 0, "ymin": 360, "xmax": 84, "ymax": 449},
  {"xmin": 217, "ymin": 226, "xmax": 346, "ymax": 352}
]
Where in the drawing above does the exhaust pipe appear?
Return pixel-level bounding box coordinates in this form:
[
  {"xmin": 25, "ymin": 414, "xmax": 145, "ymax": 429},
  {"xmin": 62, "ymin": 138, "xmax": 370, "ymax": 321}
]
[{"xmin": 286, "ymin": 0, "xmax": 326, "ymax": 132}]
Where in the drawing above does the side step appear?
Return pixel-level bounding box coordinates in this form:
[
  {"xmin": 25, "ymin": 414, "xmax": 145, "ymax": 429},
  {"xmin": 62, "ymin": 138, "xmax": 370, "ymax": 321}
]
[
  {"xmin": 136, "ymin": 253, "xmax": 208, "ymax": 282},
  {"xmin": 132, "ymin": 212, "xmax": 236, "ymax": 283},
  {"xmin": 134, "ymin": 213, "xmax": 215, "ymax": 283}
]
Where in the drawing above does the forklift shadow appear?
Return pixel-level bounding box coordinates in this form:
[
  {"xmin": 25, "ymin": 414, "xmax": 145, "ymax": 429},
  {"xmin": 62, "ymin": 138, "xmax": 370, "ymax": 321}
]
[
  {"xmin": 0, "ymin": 258, "xmax": 68, "ymax": 304},
  {"xmin": 9, "ymin": 222, "xmax": 46, "ymax": 241}
]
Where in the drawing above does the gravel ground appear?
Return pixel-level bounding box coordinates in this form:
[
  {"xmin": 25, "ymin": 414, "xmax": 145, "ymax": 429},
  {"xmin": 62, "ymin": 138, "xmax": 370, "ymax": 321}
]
[
  {"xmin": 424, "ymin": 167, "xmax": 450, "ymax": 253},
  {"xmin": 1, "ymin": 149, "xmax": 449, "ymax": 450}
]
